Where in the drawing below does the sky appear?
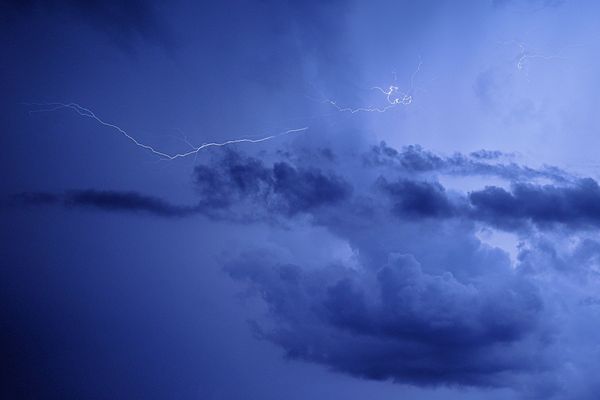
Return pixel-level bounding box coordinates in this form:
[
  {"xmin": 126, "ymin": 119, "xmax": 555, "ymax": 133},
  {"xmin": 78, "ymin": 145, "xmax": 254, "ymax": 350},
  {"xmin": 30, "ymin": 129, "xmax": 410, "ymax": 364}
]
[{"xmin": 3, "ymin": 0, "xmax": 600, "ymax": 399}]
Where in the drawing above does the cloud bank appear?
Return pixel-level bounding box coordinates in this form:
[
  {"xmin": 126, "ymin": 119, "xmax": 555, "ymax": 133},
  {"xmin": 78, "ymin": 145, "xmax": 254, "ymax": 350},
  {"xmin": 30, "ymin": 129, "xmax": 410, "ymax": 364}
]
[{"xmin": 12, "ymin": 142, "xmax": 600, "ymax": 398}]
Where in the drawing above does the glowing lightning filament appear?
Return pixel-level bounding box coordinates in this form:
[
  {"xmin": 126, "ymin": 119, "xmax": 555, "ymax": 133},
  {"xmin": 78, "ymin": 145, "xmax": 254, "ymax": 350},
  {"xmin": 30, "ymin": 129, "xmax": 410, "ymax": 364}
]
[
  {"xmin": 325, "ymin": 85, "xmax": 413, "ymax": 113},
  {"xmin": 323, "ymin": 59, "xmax": 422, "ymax": 114},
  {"xmin": 27, "ymin": 103, "xmax": 309, "ymax": 160}
]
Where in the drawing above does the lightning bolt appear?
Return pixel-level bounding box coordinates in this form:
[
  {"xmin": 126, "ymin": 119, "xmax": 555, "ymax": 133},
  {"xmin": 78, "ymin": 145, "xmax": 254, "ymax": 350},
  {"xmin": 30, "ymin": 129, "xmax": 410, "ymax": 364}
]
[
  {"xmin": 27, "ymin": 103, "xmax": 309, "ymax": 160},
  {"xmin": 497, "ymin": 40, "xmax": 570, "ymax": 81},
  {"xmin": 325, "ymin": 85, "xmax": 412, "ymax": 113},
  {"xmin": 514, "ymin": 42, "xmax": 562, "ymax": 72},
  {"xmin": 320, "ymin": 59, "xmax": 422, "ymax": 114}
]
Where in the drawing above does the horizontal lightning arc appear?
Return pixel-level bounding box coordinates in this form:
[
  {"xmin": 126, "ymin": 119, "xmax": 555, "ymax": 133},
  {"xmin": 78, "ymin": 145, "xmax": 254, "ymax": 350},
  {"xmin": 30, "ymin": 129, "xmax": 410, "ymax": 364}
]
[
  {"xmin": 323, "ymin": 85, "xmax": 413, "ymax": 114},
  {"xmin": 27, "ymin": 102, "xmax": 309, "ymax": 160}
]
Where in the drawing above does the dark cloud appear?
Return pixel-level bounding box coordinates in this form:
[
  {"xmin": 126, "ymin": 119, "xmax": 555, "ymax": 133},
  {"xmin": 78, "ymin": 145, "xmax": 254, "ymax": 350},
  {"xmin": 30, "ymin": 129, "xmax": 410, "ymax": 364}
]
[
  {"xmin": 11, "ymin": 143, "xmax": 600, "ymax": 397},
  {"xmin": 13, "ymin": 145, "xmax": 600, "ymax": 233},
  {"xmin": 10, "ymin": 190, "xmax": 197, "ymax": 218},
  {"xmin": 366, "ymin": 142, "xmax": 570, "ymax": 183},
  {"xmin": 64, "ymin": 190, "xmax": 196, "ymax": 217},
  {"xmin": 212, "ymin": 146, "xmax": 586, "ymax": 395},
  {"xmin": 469, "ymin": 178, "xmax": 600, "ymax": 230},
  {"xmin": 10, "ymin": 150, "xmax": 352, "ymax": 219},
  {"xmin": 377, "ymin": 176, "xmax": 600, "ymax": 232},
  {"xmin": 378, "ymin": 178, "xmax": 457, "ymax": 218},
  {"xmin": 194, "ymin": 150, "xmax": 352, "ymax": 216},
  {"xmin": 226, "ymin": 251, "xmax": 548, "ymax": 388},
  {"xmin": 1, "ymin": 0, "xmax": 172, "ymax": 50},
  {"xmin": 193, "ymin": 151, "xmax": 272, "ymax": 209},
  {"xmin": 272, "ymin": 162, "xmax": 350, "ymax": 216},
  {"xmin": 190, "ymin": 145, "xmax": 600, "ymax": 397}
]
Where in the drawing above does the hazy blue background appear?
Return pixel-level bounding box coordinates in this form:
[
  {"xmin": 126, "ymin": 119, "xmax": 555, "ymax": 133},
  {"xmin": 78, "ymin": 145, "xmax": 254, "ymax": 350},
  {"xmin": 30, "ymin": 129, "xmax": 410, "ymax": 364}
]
[{"xmin": 3, "ymin": 1, "xmax": 600, "ymax": 399}]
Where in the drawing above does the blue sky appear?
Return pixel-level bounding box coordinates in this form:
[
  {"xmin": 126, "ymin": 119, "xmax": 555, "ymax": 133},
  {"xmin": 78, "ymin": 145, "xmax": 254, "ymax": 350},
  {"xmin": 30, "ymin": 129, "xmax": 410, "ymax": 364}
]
[{"xmin": 3, "ymin": 1, "xmax": 600, "ymax": 399}]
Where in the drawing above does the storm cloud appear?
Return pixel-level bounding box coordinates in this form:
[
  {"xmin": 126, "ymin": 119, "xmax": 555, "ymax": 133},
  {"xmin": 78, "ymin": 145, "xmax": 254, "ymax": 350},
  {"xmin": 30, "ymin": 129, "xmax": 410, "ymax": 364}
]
[
  {"xmin": 226, "ymin": 251, "xmax": 548, "ymax": 388},
  {"xmin": 469, "ymin": 178, "xmax": 600, "ymax": 230},
  {"xmin": 13, "ymin": 144, "xmax": 600, "ymax": 232},
  {"xmin": 10, "ymin": 142, "xmax": 600, "ymax": 398},
  {"xmin": 12, "ymin": 190, "xmax": 196, "ymax": 217},
  {"xmin": 367, "ymin": 142, "xmax": 571, "ymax": 183},
  {"xmin": 193, "ymin": 150, "xmax": 352, "ymax": 216}
]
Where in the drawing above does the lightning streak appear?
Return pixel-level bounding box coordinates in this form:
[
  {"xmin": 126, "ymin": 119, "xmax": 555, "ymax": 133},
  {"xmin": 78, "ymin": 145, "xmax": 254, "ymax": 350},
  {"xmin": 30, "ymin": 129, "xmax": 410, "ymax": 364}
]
[
  {"xmin": 497, "ymin": 40, "xmax": 572, "ymax": 81},
  {"xmin": 322, "ymin": 59, "xmax": 422, "ymax": 114},
  {"xmin": 27, "ymin": 103, "xmax": 308, "ymax": 160},
  {"xmin": 514, "ymin": 42, "xmax": 562, "ymax": 71}
]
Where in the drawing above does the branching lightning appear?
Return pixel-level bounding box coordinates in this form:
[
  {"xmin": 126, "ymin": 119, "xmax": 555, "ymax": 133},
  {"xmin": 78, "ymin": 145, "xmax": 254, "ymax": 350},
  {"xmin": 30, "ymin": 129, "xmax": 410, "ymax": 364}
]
[
  {"xmin": 27, "ymin": 62, "xmax": 425, "ymax": 160},
  {"xmin": 497, "ymin": 40, "xmax": 567, "ymax": 80},
  {"xmin": 514, "ymin": 42, "xmax": 562, "ymax": 72},
  {"xmin": 325, "ymin": 85, "xmax": 412, "ymax": 113},
  {"xmin": 321, "ymin": 59, "xmax": 422, "ymax": 114},
  {"xmin": 27, "ymin": 103, "xmax": 309, "ymax": 160}
]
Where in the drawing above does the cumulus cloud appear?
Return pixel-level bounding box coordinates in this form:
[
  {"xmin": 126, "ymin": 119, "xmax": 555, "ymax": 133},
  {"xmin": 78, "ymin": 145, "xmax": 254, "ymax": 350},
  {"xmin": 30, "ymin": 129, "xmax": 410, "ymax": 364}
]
[
  {"xmin": 193, "ymin": 144, "xmax": 600, "ymax": 398},
  {"xmin": 226, "ymin": 251, "xmax": 548, "ymax": 388},
  {"xmin": 193, "ymin": 150, "xmax": 352, "ymax": 216}
]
